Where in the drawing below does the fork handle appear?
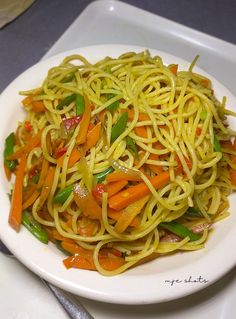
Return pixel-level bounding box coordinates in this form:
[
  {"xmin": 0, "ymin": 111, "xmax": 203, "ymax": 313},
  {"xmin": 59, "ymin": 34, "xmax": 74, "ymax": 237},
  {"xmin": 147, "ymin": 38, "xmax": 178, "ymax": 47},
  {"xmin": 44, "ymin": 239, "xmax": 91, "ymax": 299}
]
[{"xmin": 43, "ymin": 280, "xmax": 94, "ymax": 319}]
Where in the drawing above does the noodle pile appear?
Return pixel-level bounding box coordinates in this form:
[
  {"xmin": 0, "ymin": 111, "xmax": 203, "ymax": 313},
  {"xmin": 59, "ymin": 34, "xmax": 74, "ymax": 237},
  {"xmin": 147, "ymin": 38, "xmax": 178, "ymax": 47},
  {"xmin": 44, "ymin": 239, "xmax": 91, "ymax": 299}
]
[{"xmin": 5, "ymin": 50, "xmax": 236, "ymax": 275}]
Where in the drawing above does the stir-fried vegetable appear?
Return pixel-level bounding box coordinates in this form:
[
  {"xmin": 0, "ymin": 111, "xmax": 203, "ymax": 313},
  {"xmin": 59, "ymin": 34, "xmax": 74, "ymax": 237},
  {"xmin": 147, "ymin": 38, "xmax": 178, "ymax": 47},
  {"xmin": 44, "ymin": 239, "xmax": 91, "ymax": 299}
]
[
  {"xmin": 111, "ymin": 111, "xmax": 128, "ymax": 143},
  {"xmin": 22, "ymin": 211, "xmax": 48, "ymax": 244},
  {"xmin": 213, "ymin": 134, "xmax": 222, "ymax": 152},
  {"xmin": 95, "ymin": 167, "xmax": 114, "ymax": 183},
  {"xmin": 4, "ymin": 132, "xmax": 17, "ymax": 173},
  {"xmin": 53, "ymin": 185, "xmax": 74, "ymax": 204},
  {"xmin": 160, "ymin": 221, "xmax": 201, "ymax": 241},
  {"xmin": 75, "ymin": 93, "xmax": 85, "ymax": 115},
  {"xmin": 56, "ymin": 93, "xmax": 77, "ymax": 110}
]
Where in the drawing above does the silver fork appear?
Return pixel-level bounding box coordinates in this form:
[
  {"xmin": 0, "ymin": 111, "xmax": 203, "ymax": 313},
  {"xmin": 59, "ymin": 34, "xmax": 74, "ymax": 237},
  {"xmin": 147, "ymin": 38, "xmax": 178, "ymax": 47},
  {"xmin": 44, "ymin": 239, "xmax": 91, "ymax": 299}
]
[{"xmin": 0, "ymin": 240, "xmax": 94, "ymax": 319}]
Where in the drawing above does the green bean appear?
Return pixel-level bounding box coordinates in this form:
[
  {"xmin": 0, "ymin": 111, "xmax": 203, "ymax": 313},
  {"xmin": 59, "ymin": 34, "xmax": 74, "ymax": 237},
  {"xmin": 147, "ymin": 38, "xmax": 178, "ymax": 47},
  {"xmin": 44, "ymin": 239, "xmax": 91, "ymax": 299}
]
[
  {"xmin": 213, "ymin": 134, "xmax": 221, "ymax": 152},
  {"xmin": 56, "ymin": 94, "xmax": 76, "ymax": 110},
  {"xmin": 53, "ymin": 185, "xmax": 74, "ymax": 204},
  {"xmin": 107, "ymin": 93, "xmax": 120, "ymax": 112},
  {"xmin": 75, "ymin": 93, "xmax": 85, "ymax": 115},
  {"xmin": 22, "ymin": 211, "xmax": 48, "ymax": 244},
  {"xmin": 111, "ymin": 111, "xmax": 128, "ymax": 143},
  {"xmin": 95, "ymin": 167, "xmax": 114, "ymax": 183},
  {"xmin": 4, "ymin": 132, "xmax": 17, "ymax": 171},
  {"xmin": 160, "ymin": 221, "xmax": 201, "ymax": 241}
]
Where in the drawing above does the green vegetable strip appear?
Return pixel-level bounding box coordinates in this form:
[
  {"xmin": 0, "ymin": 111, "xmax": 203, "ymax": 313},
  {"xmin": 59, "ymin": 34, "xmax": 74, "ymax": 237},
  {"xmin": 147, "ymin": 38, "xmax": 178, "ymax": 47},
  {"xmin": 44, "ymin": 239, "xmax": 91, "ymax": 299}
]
[
  {"xmin": 95, "ymin": 167, "xmax": 114, "ymax": 183},
  {"xmin": 185, "ymin": 207, "xmax": 202, "ymax": 217},
  {"xmin": 111, "ymin": 111, "xmax": 128, "ymax": 143},
  {"xmin": 22, "ymin": 211, "xmax": 48, "ymax": 244},
  {"xmin": 160, "ymin": 221, "xmax": 201, "ymax": 241},
  {"xmin": 76, "ymin": 94, "xmax": 85, "ymax": 115},
  {"xmin": 107, "ymin": 93, "xmax": 120, "ymax": 112},
  {"xmin": 213, "ymin": 134, "xmax": 222, "ymax": 152},
  {"xmin": 56, "ymin": 94, "xmax": 76, "ymax": 110},
  {"xmin": 4, "ymin": 132, "xmax": 17, "ymax": 171},
  {"xmin": 126, "ymin": 136, "xmax": 138, "ymax": 158},
  {"xmin": 53, "ymin": 185, "xmax": 74, "ymax": 204}
]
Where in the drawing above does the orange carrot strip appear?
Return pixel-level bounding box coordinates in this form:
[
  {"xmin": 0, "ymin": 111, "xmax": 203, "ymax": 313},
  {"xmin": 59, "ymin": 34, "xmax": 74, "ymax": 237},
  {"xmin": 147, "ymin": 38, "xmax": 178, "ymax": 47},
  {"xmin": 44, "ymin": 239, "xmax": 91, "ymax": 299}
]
[
  {"xmin": 22, "ymin": 96, "xmax": 33, "ymax": 107},
  {"xmin": 57, "ymin": 147, "xmax": 81, "ymax": 168},
  {"xmin": 106, "ymin": 171, "xmax": 142, "ymax": 182},
  {"xmin": 168, "ymin": 64, "xmax": 178, "ymax": 75},
  {"xmin": 61, "ymin": 241, "xmax": 88, "ymax": 255},
  {"xmin": 108, "ymin": 209, "xmax": 141, "ymax": 227},
  {"xmin": 77, "ymin": 217, "xmax": 99, "ymax": 237},
  {"xmin": 63, "ymin": 249, "xmax": 125, "ymax": 271},
  {"xmin": 4, "ymin": 164, "xmax": 12, "ymax": 181},
  {"xmin": 84, "ymin": 122, "xmax": 101, "ymax": 151},
  {"xmin": 114, "ymin": 195, "xmax": 149, "ymax": 233},
  {"xmin": 121, "ymin": 109, "xmax": 149, "ymax": 121},
  {"xmin": 8, "ymin": 154, "xmax": 27, "ymax": 231},
  {"xmin": 76, "ymin": 95, "xmax": 91, "ymax": 145},
  {"xmin": 134, "ymin": 126, "xmax": 148, "ymax": 138},
  {"xmin": 22, "ymin": 158, "xmax": 49, "ymax": 209},
  {"xmin": 7, "ymin": 130, "xmax": 42, "ymax": 160},
  {"xmin": 106, "ymin": 180, "xmax": 128, "ymax": 197},
  {"xmin": 109, "ymin": 170, "xmax": 171, "ymax": 211},
  {"xmin": 74, "ymin": 187, "xmax": 102, "ymax": 220},
  {"xmin": 38, "ymin": 166, "xmax": 56, "ymax": 208},
  {"xmin": 31, "ymin": 100, "xmax": 46, "ymax": 113}
]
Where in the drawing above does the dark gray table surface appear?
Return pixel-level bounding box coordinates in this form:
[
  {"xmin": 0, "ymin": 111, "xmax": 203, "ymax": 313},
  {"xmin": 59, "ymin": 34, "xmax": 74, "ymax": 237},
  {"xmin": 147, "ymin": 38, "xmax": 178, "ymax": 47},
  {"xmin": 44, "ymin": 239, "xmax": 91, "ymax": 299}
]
[{"xmin": 0, "ymin": 0, "xmax": 235, "ymax": 92}]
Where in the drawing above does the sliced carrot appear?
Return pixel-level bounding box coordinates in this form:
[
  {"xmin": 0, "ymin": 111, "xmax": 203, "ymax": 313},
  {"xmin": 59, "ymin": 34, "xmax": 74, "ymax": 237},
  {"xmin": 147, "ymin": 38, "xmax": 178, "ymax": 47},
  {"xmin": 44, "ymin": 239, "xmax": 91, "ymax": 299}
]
[
  {"xmin": 38, "ymin": 166, "xmax": 56, "ymax": 208},
  {"xmin": 46, "ymin": 228, "xmax": 72, "ymax": 243},
  {"xmin": 77, "ymin": 217, "xmax": 99, "ymax": 237},
  {"xmin": 201, "ymin": 79, "xmax": 210, "ymax": 88},
  {"xmin": 134, "ymin": 126, "xmax": 148, "ymax": 138},
  {"xmin": 114, "ymin": 195, "xmax": 149, "ymax": 233},
  {"xmin": 57, "ymin": 147, "xmax": 81, "ymax": 168},
  {"xmin": 168, "ymin": 64, "xmax": 178, "ymax": 75},
  {"xmin": 108, "ymin": 170, "xmax": 171, "ymax": 211},
  {"xmin": 106, "ymin": 171, "xmax": 142, "ymax": 182},
  {"xmin": 106, "ymin": 180, "xmax": 128, "ymax": 197},
  {"xmin": 22, "ymin": 158, "xmax": 49, "ymax": 209},
  {"xmin": 4, "ymin": 164, "xmax": 12, "ymax": 181},
  {"xmin": 7, "ymin": 130, "xmax": 42, "ymax": 160},
  {"xmin": 8, "ymin": 154, "xmax": 27, "ymax": 231},
  {"xmin": 63, "ymin": 248, "xmax": 125, "ymax": 271},
  {"xmin": 108, "ymin": 209, "xmax": 141, "ymax": 227},
  {"xmin": 74, "ymin": 187, "xmax": 102, "ymax": 220},
  {"xmin": 31, "ymin": 100, "xmax": 46, "ymax": 113},
  {"xmin": 99, "ymin": 254, "xmax": 125, "ymax": 271},
  {"xmin": 84, "ymin": 122, "xmax": 101, "ymax": 151},
  {"xmin": 22, "ymin": 95, "xmax": 33, "ymax": 107},
  {"xmin": 76, "ymin": 95, "xmax": 91, "ymax": 145},
  {"xmin": 121, "ymin": 109, "xmax": 149, "ymax": 121},
  {"xmin": 61, "ymin": 241, "xmax": 88, "ymax": 255}
]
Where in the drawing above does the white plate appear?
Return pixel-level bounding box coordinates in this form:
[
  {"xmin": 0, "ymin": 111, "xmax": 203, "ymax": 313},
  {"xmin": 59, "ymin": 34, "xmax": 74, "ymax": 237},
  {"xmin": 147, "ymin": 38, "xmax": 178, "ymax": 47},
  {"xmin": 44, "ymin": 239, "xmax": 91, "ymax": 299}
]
[{"xmin": 0, "ymin": 44, "xmax": 236, "ymax": 305}]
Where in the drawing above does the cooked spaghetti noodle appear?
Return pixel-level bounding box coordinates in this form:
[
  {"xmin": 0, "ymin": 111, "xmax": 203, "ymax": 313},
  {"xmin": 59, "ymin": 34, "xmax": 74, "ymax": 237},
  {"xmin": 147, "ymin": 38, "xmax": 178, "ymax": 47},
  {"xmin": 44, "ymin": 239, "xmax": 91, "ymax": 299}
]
[{"xmin": 4, "ymin": 50, "xmax": 236, "ymax": 275}]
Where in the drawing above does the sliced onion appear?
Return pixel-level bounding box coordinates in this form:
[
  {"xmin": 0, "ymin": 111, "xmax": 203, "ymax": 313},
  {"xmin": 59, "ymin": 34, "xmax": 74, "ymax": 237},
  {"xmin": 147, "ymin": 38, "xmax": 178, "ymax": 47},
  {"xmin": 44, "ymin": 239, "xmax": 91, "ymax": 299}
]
[
  {"xmin": 77, "ymin": 157, "xmax": 93, "ymax": 191},
  {"xmin": 191, "ymin": 223, "xmax": 211, "ymax": 234},
  {"xmin": 160, "ymin": 234, "xmax": 181, "ymax": 243}
]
